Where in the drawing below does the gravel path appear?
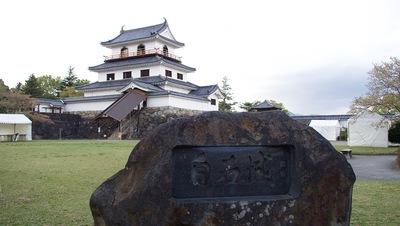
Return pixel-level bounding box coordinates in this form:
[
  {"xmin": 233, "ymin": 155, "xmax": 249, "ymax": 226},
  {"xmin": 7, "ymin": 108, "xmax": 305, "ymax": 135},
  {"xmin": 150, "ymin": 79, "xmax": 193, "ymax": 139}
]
[{"xmin": 346, "ymin": 155, "xmax": 400, "ymax": 181}]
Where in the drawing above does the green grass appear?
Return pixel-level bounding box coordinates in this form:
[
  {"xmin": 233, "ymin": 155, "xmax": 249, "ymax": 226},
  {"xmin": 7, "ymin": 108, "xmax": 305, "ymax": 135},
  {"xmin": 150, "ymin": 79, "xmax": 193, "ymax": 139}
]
[
  {"xmin": 0, "ymin": 140, "xmax": 399, "ymax": 225},
  {"xmin": 333, "ymin": 145, "xmax": 399, "ymax": 155},
  {"xmin": 351, "ymin": 181, "xmax": 400, "ymax": 226},
  {"xmin": 0, "ymin": 140, "xmax": 136, "ymax": 225}
]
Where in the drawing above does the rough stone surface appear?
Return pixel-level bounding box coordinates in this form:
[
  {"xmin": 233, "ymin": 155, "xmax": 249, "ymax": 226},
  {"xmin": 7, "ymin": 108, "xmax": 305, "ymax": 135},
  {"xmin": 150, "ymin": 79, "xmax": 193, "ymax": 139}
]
[
  {"xmin": 136, "ymin": 106, "xmax": 204, "ymax": 138},
  {"xmin": 32, "ymin": 113, "xmax": 99, "ymax": 139},
  {"xmin": 90, "ymin": 111, "xmax": 356, "ymax": 225}
]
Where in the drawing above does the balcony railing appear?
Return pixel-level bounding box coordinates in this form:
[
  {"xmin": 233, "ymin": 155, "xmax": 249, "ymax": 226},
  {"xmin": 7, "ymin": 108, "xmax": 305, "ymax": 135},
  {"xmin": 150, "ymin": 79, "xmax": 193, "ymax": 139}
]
[{"xmin": 104, "ymin": 49, "xmax": 182, "ymax": 62}]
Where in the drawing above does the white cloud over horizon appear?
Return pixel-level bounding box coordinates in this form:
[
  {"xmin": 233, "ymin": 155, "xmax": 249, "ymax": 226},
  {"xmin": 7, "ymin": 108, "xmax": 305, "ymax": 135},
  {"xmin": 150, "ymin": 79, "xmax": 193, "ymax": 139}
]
[{"xmin": 1, "ymin": 0, "xmax": 399, "ymax": 115}]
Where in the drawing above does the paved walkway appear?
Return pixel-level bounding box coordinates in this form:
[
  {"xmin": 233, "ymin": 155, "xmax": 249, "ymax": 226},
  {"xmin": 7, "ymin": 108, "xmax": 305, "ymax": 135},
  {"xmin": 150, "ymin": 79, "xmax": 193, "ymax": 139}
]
[{"xmin": 346, "ymin": 155, "xmax": 400, "ymax": 181}]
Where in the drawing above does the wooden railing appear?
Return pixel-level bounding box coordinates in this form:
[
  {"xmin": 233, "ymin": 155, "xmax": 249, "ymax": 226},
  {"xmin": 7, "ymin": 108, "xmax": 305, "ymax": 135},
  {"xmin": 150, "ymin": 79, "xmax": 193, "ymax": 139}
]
[{"xmin": 104, "ymin": 49, "xmax": 182, "ymax": 62}]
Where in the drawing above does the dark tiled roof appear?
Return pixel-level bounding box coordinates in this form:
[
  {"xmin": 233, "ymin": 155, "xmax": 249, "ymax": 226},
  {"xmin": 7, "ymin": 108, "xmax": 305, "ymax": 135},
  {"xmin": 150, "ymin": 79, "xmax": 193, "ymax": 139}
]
[
  {"xmin": 76, "ymin": 79, "xmax": 132, "ymax": 91},
  {"xmin": 36, "ymin": 98, "xmax": 65, "ymax": 107},
  {"xmin": 131, "ymin": 80, "xmax": 164, "ymax": 92},
  {"xmin": 100, "ymin": 19, "xmax": 184, "ymax": 47},
  {"xmin": 189, "ymin": 85, "xmax": 220, "ymax": 96},
  {"xmin": 73, "ymin": 75, "xmax": 220, "ymax": 103},
  {"xmin": 88, "ymin": 55, "xmax": 195, "ymax": 72},
  {"xmin": 147, "ymin": 90, "xmax": 209, "ymax": 101},
  {"xmin": 251, "ymin": 100, "xmax": 282, "ymax": 110},
  {"xmin": 76, "ymin": 75, "xmax": 198, "ymax": 92}
]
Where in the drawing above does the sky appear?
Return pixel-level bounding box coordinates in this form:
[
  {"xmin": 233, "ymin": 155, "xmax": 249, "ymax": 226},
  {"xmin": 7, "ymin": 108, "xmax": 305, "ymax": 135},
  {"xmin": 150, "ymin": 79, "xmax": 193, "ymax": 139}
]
[{"xmin": 1, "ymin": 0, "xmax": 400, "ymax": 115}]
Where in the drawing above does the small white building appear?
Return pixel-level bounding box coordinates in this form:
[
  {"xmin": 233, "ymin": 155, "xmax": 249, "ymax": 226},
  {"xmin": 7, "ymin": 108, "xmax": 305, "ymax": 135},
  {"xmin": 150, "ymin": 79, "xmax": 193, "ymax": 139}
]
[
  {"xmin": 63, "ymin": 19, "xmax": 222, "ymax": 117},
  {"xmin": 348, "ymin": 111, "xmax": 390, "ymax": 147},
  {"xmin": 0, "ymin": 114, "xmax": 32, "ymax": 141},
  {"xmin": 309, "ymin": 120, "xmax": 340, "ymax": 141}
]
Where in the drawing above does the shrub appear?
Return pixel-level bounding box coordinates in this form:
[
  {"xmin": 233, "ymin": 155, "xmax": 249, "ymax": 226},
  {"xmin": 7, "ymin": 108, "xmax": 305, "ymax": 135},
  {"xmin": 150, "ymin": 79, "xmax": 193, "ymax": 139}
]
[{"xmin": 388, "ymin": 122, "xmax": 400, "ymax": 143}]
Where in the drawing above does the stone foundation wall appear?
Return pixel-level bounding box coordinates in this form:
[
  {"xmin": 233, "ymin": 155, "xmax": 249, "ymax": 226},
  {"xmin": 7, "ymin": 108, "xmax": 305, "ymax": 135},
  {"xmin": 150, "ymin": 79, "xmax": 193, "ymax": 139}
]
[
  {"xmin": 32, "ymin": 113, "xmax": 99, "ymax": 140},
  {"xmin": 137, "ymin": 106, "xmax": 204, "ymax": 138},
  {"xmin": 64, "ymin": 110, "xmax": 102, "ymax": 119}
]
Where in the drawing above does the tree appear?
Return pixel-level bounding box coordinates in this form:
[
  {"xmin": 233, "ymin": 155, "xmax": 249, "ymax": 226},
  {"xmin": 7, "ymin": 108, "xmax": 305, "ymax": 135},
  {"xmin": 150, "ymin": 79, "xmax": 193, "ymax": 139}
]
[
  {"xmin": 0, "ymin": 79, "xmax": 9, "ymax": 93},
  {"xmin": 75, "ymin": 79, "xmax": 90, "ymax": 87},
  {"xmin": 350, "ymin": 57, "xmax": 400, "ymax": 115},
  {"xmin": 239, "ymin": 99, "xmax": 289, "ymax": 114},
  {"xmin": 37, "ymin": 75, "xmax": 62, "ymax": 99},
  {"xmin": 0, "ymin": 92, "xmax": 36, "ymax": 113},
  {"xmin": 239, "ymin": 100, "xmax": 261, "ymax": 112},
  {"xmin": 269, "ymin": 99, "xmax": 289, "ymax": 114},
  {"xmin": 218, "ymin": 76, "xmax": 236, "ymax": 112},
  {"xmin": 11, "ymin": 82, "xmax": 23, "ymax": 93},
  {"xmin": 21, "ymin": 74, "xmax": 43, "ymax": 98},
  {"xmin": 389, "ymin": 122, "xmax": 400, "ymax": 143},
  {"xmin": 61, "ymin": 66, "xmax": 78, "ymax": 89},
  {"xmin": 59, "ymin": 86, "xmax": 84, "ymax": 98}
]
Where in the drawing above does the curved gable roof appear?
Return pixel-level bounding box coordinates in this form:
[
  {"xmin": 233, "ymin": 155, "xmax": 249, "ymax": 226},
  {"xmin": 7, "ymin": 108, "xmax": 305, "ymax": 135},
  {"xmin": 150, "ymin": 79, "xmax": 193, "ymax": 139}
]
[
  {"xmin": 190, "ymin": 85, "xmax": 222, "ymax": 97},
  {"xmin": 100, "ymin": 19, "xmax": 184, "ymax": 47}
]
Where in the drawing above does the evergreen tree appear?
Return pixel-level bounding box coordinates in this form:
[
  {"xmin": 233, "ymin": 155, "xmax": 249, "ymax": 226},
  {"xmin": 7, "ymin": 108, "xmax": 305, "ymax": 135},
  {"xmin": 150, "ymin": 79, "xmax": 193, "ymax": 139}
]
[
  {"xmin": 61, "ymin": 66, "xmax": 78, "ymax": 89},
  {"xmin": 218, "ymin": 76, "xmax": 236, "ymax": 112},
  {"xmin": 21, "ymin": 74, "xmax": 43, "ymax": 97},
  {"xmin": 239, "ymin": 100, "xmax": 261, "ymax": 112},
  {"xmin": 0, "ymin": 79, "xmax": 9, "ymax": 93},
  {"xmin": 11, "ymin": 82, "xmax": 23, "ymax": 93}
]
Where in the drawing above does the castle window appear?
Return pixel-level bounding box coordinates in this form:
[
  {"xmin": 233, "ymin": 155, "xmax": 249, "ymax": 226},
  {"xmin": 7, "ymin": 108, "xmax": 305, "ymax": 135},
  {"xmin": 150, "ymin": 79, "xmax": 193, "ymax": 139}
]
[
  {"xmin": 107, "ymin": 73, "xmax": 115, "ymax": 80},
  {"xmin": 163, "ymin": 45, "xmax": 168, "ymax": 56},
  {"xmin": 211, "ymin": 99, "xmax": 216, "ymax": 105},
  {"xmin": 165, "ymin": 70, "xmax": 172, "ymax": 77},
  {"xmin": 140, "ymin": 69, "xmax": 150, "ymax": 77},
  {"xmin": 123, "ymin": 71, "xmax": 132, "ymax": 79},
  {"xmin": 177, "ymin": 73, "xmax": 183, "ymax": 80},
  {"xmin": 121, "ymin": 47, "xmax": 128, "ymax": 58},
  {"xmin": 137, "ymin": 44, "xmax": 145, "ymax": 55}
]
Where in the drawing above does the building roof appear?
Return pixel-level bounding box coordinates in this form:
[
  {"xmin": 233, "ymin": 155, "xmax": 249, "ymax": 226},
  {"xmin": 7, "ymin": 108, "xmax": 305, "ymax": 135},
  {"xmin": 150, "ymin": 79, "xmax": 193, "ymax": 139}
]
[
  {"xmin": 36, "ymin": 98, "xmax": 65, "ymax": 107},
  {"xmin": 76, "ymin": 79, "xmax": 132, "ymax": 91},
  {"xmin": 250, "ymin": 100, "xmax": 282, "ymax": 111},
  {"xmin": 0, "ymin": 114, "xmax": 32, "ymax": 124},
  {"xmin": 96, "ymin": 89, "xmax": 146, "ymax": 121},
  {"xmin": 77, "ymin": 75, "xmax": 199, "ymax": 92},
  {"xmin": 189, "ymin": 85, "xmax": 222, "ymax": 97},
  {"xmin": 73, "ymin": 75, "xmax": 219, "ymax": 104},
  {"xmin": 100, "ymin": 19, "xmax": 184, "ymax": 47},
  {"xmin": 88, "ymin": 55, "xmax": 195, "ymax": 72}
]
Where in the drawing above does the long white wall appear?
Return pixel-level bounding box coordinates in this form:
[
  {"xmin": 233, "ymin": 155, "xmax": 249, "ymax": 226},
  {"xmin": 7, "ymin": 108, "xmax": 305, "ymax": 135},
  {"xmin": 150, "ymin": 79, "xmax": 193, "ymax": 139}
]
[
  {"xmin": 64, "ymin": 100, "xmax": 115, "ymax": 112},
  {"xmin": 147, "ymin": 95, "xmax": 218, "ymax": 111},
  {"xmin": 84, "ymin": 90, "xmax": 119, "ymax": 97}
]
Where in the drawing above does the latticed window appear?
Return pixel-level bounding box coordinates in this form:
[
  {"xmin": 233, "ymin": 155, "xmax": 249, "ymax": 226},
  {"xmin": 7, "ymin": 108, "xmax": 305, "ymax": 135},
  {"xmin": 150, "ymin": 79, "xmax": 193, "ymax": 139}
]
[
  {"xmin": 123, "ymin": 71, "xmax": 132, "ymax": 79},
  {"xmin": 141, "ymin": 69, "xmax": 150, "ymax": 77}
]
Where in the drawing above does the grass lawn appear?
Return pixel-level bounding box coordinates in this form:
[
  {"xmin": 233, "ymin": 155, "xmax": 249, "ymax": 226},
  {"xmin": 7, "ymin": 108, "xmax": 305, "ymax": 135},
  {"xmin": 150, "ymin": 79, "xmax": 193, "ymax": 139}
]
[
  {"xmin": 0, "ymin": 140, "xmax": 136, "ymax": 225},
  {"xmin": 1, "ymin": 140, "xmax": 399, "ymax": 225},
  {"xmin": 333, "ymin": 144, "xmax": 399, "ymax": 155}
]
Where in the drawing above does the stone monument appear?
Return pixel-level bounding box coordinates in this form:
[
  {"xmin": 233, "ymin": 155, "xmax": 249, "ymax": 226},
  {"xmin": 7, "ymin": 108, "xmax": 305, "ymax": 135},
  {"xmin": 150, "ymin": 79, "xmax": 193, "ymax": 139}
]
[{"xmin": 90, "ymin": 111, "xmax": 356, "ymax": 225}]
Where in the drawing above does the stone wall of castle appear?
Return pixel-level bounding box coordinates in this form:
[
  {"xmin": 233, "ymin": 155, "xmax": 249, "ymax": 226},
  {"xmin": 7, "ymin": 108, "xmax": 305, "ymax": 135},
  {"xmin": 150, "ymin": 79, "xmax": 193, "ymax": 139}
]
[{"xmin": 136, "ymin": 106, "xmax": 204, "ymax": 138}]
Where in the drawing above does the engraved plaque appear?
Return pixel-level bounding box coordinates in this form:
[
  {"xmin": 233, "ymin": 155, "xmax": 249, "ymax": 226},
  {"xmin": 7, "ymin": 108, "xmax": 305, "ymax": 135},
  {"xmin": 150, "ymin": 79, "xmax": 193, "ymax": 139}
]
[{"xmin": 172, "ymin": 146, "xmax": 294, "ymax": 199}]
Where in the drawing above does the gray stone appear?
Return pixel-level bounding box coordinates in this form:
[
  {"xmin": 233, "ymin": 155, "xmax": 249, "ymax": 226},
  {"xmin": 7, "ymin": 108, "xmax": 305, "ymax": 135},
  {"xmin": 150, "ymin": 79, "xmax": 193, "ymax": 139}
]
[{"xmin": 90, "ymin": 111, "xmax": 355, "ymax": 225}]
